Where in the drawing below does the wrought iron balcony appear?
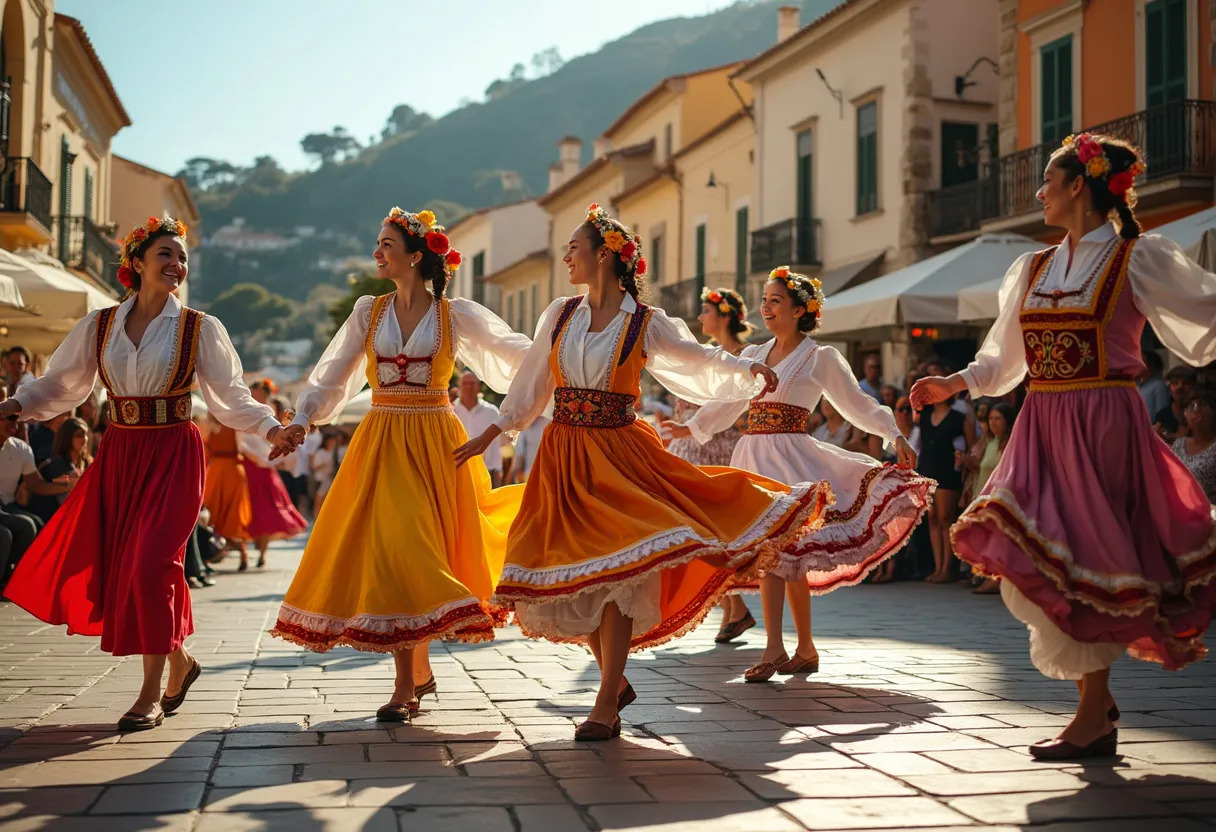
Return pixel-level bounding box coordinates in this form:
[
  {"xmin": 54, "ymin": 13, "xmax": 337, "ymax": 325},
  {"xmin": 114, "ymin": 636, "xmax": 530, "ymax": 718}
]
[
  {"xmin": 52, "ymin": 216, "xmax": 122, "ymax": 292},
  {"xmin": 750, "ymin": 217, "xmax": 821, "ymax": 273},
  {"xmin": 0, "ymin": 157, "xmax": 53, "ymax": 234},
  {"xmin": 657, "ymin": 272, "xmax": 734, "ymax": 321},
  {"xmin": 928, "ymin": 99, "xmax": 1216, "ymax": 237}
]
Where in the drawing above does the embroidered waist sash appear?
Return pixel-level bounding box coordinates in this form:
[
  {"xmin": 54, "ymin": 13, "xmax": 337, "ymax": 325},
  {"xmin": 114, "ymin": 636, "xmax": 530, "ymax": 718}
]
[
  {"xmin": 370, "ymin": 388, "xmax": 452, "ymax": 413},
  {"xmin": 552, "ymin": 387, "xmax": 636, "ymax": 429},
  {"xmin": 108, "ymin": 393, "xmax": 193, "ymax": 429},
  {"xmin": 746, "ymin": 401, "xmax": 810, "ymax": 435}
]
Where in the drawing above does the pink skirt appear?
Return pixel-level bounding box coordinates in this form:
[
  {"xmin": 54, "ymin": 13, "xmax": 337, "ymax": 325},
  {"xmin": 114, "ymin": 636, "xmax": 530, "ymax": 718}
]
[
  {"xmin": 241, "ymin": 459, "xmax": 307, "ymax": 540},
  {"xmin": 952, "ymin": 386, "xmax": 1216, "ymax": 672},
  {"xmin": 4, "ymin": 422, "xmax": 205, "ymax": 656}
]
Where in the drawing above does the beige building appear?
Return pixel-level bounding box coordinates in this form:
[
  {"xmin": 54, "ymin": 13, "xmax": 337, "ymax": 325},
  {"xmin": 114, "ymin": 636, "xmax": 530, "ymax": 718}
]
[
  {"xmin": 736, "ymin": 0, "xmax": 1000, "ymax": 298},
  {"xmin": 446, "ymin": 198, "xmax": 547, "ymax": 330},
  {"xmin": 486, "ymin": 248, "xmax": 547, "ymax": 336},
  {"xmin": 111, "ymin": 156, "xmax": 203, "ymax": 306}
]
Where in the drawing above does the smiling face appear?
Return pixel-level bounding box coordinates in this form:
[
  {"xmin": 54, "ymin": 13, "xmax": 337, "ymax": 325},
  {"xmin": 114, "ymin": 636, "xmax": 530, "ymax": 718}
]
[
  {"xmin": 373, "ymin": 223, "xmax": 420, "ymax": 281},
  {"xmin": 760, "ymin": 279, "xmax": 804, "ymax": 336},
  {"xmin": 562, "ymin": 224, "xmax": 599, "ymax": 287},
  {"xmin": 134, "ymin": 235, "xmax": 189, "ymax": 293},
  {"xmin": 1036, "ymin": 155, "xmax": 1087, "ymax": 228}
]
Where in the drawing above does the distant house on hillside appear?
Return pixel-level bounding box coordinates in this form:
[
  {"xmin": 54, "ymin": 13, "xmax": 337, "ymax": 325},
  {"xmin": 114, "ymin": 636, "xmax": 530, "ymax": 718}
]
[{"xmin": 207, "ymin": 219, "xmax": 298, "ymax": 252}]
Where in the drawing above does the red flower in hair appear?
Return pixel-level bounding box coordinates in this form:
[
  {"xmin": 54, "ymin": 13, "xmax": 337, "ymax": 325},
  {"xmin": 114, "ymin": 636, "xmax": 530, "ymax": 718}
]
[
  {"xmin": 621, "ymin": 240, "xmax": 637, "ymax": 259},
  {"xmin": 445, "ymin": 249, "xmax": 462, "ymax": 268},
  {"xmin": 1108, "ymin": 170, "xmax": 1135, "ymax": 197},
  {"xmin": 117, "ymin": 265, "xmax": 133, "ymax": 289},
  {"xmin": 636, "ymin": 256, "xmax": 647, "ymax": 276},
  {"xmin": 425, "ymin": 231, "xmax": 450, "ymax": 254},
  {"xmin": 1075, "ymin": 135, "xmax": 1103, "ymax": 164}
]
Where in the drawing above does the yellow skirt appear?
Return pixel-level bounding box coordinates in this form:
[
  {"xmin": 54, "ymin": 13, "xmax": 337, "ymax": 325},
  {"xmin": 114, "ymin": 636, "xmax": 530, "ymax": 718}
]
[
  {"xmin": 492, "ymin": 419, "xmax": 833, "ymax": 651},
  {"xmin": 270, "ymin": 406, "xmax": 522, "ymax": 652}
]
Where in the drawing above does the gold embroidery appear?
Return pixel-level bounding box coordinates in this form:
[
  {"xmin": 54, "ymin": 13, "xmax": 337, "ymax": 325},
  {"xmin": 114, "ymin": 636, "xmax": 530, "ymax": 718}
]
[{"xmin": 1025, "ymin": 330, "xmax": 1094, "ymax": 380}]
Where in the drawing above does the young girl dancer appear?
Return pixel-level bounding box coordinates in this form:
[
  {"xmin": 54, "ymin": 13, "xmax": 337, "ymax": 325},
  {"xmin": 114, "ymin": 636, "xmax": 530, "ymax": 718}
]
[
  {"xmin": 271, "ymin": 207, "xmax": 531, "ymax": 720},
  {"xmin": 668, "ymin": 268, "xmax": 933, "ymax": 680},
  {"xmin": 2, "ymin": 217, "xmax": 298, "ymax": 730},
  {"xmin": 912, "ymin": 135, "xmax": 1216, "ymax": 759},
  {"xmin": 455, "ymin": 205, "xmax": 833, "ymax": 739}
]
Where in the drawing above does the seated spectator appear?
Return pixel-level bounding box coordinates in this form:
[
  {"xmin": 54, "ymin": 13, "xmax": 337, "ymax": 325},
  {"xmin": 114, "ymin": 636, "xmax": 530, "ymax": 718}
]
[
  {"xmin": 28, "ymin": 417, "xmax": 91, "ymax": 523},
  {"xmin": 812, "ymin": 399, "xmax": 852, "ymax": 448},
  {"xmin": 879, "ymin": 384, "xmax": 899, "ymax": 408},
  {"xmin": 3, "ymin": 346, "xmax": 35, "ymax": 395},
  {"xmin": 28, "ymin": 413, "xmax": 69, "ymax": 464},
  {"xmin": 1172, "ymin": 388, "xmax": 1216, "ymax": 503},
  {"xmin": 1154, "ymin": 365, "xmax": 1197, "ymax": 442}
]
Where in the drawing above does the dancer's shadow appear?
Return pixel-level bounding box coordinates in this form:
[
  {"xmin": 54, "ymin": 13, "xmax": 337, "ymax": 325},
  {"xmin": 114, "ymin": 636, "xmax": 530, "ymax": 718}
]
[{"xmin": 1007, "ymin": 768, "xmax": 1216, "ymax": 829}]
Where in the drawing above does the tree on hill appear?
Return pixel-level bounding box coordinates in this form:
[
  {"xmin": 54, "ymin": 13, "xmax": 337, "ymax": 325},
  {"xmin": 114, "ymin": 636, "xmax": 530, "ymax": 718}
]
[
  {"xmin": 382, "ymin": 104, "xmax": 434, "ymax": 141},
  {"xmin": 530, "ymin": 47, "xmax": 564, "ymax": 78},
  {"xmin": 207, "ymin": 283, "xmax": 295, "ymax": 336},
  {"xmin": 328, "ymin": 272, "xmax": 395, "ymax": 336},
  {"xmin": 301, "ymin": 126, "xmax": 362, "ymax": 167},
  {"xmin": 177, "ymin": 157, "xmax": 241, "ymax": 191}
]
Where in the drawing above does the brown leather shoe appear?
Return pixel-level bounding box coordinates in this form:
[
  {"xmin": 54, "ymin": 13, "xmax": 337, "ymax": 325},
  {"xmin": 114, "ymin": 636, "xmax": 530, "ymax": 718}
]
[
  {"xmin": 160, "ymin": 658, "xmax": 201, "ymax": 715},
  {"xmin": 117, "ymin": 706, "xmax": 165, "ymax": 732},
  {"xmin": 714, "ymin": 611, "xmax": 757, "ymax": 643},
  {"xmin": 1029, "ymin": 728, "xmax": 1118, "ymax": 760},
  {"xmin": 617, "ymin": 681, "xmax": 637, "ymax": 712},
  {"xmin": 574, "ymin": 716, "xmax": 621, "ymax": 741},
  {"xmin": 777, "ymin": 653, "xmax": 820, "ymax": 675},
  {"xmin": 375, "ymin": 702, "xmax": 412, "ymax": 723},
  {"xmin": 744, "ymin": 653, "xmax": 788, "ymax": 683},
  {"xmin": 416, "ymin": 675, "xmax": 438, "ymax": 703}
]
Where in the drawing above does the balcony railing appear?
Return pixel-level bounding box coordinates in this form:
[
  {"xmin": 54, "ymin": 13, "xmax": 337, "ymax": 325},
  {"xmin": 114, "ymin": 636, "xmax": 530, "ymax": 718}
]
[
  {"xmin": 750, "ymin": 217, "xmax": 821, "ymax": 273},
  {"xmin": 929, "ymin": 99, "xmax": 1216, "ymax": 237},
  {"xmin": 0, "ymin": 157, "xmax": 53, "ymax": 231},
  {"xmin": 53, "ymin": 216, "xmax": 121, "ymax": 291},
  {"xmin": 657, "ymin": 272, "xmax": 734, "ymax": 321}
]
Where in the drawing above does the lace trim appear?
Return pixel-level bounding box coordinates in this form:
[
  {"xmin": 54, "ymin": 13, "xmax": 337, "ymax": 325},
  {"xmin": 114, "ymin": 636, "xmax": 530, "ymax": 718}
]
[
  {"xmin": 269, "ymin": 598, "xmax": 502, "ymax": 654},
  {"xmin": 370, "ymin": 403, "xmax": 453, "ymax": 415},
  {"xmin": 497, "ymin": 481, "xmax": 829, "ymax": 588}
]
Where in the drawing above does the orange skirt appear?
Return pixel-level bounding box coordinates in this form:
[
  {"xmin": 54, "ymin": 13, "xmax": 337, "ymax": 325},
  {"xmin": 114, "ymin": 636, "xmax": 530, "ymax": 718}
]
[
  {"xmin": 492, "ymin": 418, "xmax": 833, "ymax": 651},
  {"xmin": 204, "ymin": 456, "xmax": 250, "ymax": 542}
]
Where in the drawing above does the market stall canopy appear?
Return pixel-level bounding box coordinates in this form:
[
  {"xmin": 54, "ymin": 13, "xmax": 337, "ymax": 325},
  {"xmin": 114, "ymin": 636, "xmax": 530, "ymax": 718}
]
[
  {"xmin": 1148, "ymin": 205, "xmax": 1216, "ymax": 269},
  {"xmin": 746, "ymin": 253, "xmax": 885, "ymax": 336},
  {"xmin": 0, "ymin": 248, "xmax": 116, "ymax": 330},
  {"xmin": 957, "ymin": 276, "xmax": 1004, "ymax": 322},
  {"xmin": 0, "ymin": 270, "xmax": 25, "ymax": 312},
  {"xmin": 334, "ymin": 387, "xmax": 373, "ymax": 426},
  {"xmin": 817, "ymin": 234, "xmax": 1043, "ymax": 337}
]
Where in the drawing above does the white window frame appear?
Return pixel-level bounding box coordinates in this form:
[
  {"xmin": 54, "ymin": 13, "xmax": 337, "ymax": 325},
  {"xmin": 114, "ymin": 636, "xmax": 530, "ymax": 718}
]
[
  {"xmin": 1133, "ymin": 0, "xmax": 1199, "ymax": 111},
  {"xmin": 1021, "ymin": 0, "xmax": 1084, "ymax": 143}
]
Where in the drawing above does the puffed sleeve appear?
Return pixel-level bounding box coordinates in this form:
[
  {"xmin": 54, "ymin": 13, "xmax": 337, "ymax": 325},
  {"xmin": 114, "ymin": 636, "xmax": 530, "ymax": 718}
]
[
  {"xmin": 235, "ymin": 431, "xmax": 272, "ymax": 466},
  {"xmin": 495, "ymin": 298, "xmax": 566, "ymax": 433},
  {"xmin": 685, "ymin": 343, "xmax": 762, "ymax": 445},
  {"xmin": 11, "ymin": 311, "xmax": 101, "ymax": 421},
  {"xmin": 195, "ymin": 316, "xmax": 281, "ymax": 438},
  {"xmin": 291, "ymin": 296, "xmax": 373, "ymax": 428},
  {"xmin": 450, "ymin": 298, "xmax": 533, "ymax": 394},
  {"xmin": 814, "ymin": 345, "xmax": 901, "ymax": 446},
  {"xmin": 644, "ymin": 307, "xmax": 764, "ymax": 405},
  {"xmin": 957, "ymin": 252, "xmax": 1034, "ymax": 397},
  {"xmin": 1129, "ymin": 234, "xmax": 1216, "ymax": 366}
]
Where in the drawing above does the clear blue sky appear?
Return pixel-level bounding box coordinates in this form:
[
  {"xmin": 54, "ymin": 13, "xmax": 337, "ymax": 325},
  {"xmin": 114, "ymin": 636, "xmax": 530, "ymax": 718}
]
[{"xmin": 55, "ymin": 0, "xmax": 741, "ymax": 177}]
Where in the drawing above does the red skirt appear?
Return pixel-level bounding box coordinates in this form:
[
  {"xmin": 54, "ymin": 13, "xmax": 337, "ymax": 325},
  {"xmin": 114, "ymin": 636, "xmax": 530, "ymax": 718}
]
[
  {"xmin": 3, "ymin": 422, "xmax": 205, "ymax": 656},
  {"xmin": 241, "ymin": 459, "xmax": 306, "ymax": 540}
]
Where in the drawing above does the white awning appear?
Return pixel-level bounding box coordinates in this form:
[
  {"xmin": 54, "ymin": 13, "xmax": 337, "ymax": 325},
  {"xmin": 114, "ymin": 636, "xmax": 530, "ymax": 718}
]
[
  {"xmin": 0, "ymin": 248, "xmax": 116, "ymax": 330},
  {"xmin": 334, "ymin": 387, "xmax": 373, "ymax": 426},
  {"xmin": 817, "ymin": 233, "xmax": 1044, "ymax": 336},
  {"xmin": 957, "ymin": 276, "xmax": 1004, "ymax": 322}
]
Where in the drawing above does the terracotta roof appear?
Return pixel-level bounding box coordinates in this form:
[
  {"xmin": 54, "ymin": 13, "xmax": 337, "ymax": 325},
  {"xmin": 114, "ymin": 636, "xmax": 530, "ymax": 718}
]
[
  {"xmin": 53, "ymin": 14, "xmax": 131, "ymax": 127},
  {"xmin": 537, "ymin": 139, "xmax": 655, "ymax": 209},
  {"xmin": 602, "ymin": 60, "xmax": 744, "ymax": 140},
  {"xmin": 732, "ymin": 0, "xmax": 868, "ymax": 82},
  {"xmin": 671, "ymin": 109, "xmax": 751, "ymax": 161}
]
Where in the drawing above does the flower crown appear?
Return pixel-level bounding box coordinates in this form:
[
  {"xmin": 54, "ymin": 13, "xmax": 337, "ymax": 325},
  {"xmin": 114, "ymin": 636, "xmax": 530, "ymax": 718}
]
[
  {"xmin": 116, "ymin": 216, "xmax": 189, "ymax": 289},
  {"xmin": 770, "ymin": 266, "xmax": 825, "ymax": 320},
  {"xmin": 1060, "ymin": 134, "xmax": 1146, "ymax": 198},
  {"xmin": 384, "ymin": 207, "xmax": 463, "ymax": 273},
  {"xmin": 253, "ymin": 378, "xmax": 278, "ymax": 395},
  {"xmin": 586, "ymin": 203, "xmax": 647, "ymax": 276},
  {"xmin": 701, "ymin": 287, "xmax": 745, "ymax": 318}
]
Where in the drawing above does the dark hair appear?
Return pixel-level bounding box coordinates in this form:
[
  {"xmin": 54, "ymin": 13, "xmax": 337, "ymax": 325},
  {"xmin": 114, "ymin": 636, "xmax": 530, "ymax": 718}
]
[
  {"xmin": 52, "ymin": 416, "xmax": 91, "ymax": 465},
  {"xmin": 384, "ymin": 223, "xmax": 449, "ymax": 298},
  {"xmin": 768, "ymin": 274, "xmax": 822, "ymax": 333},
  {"xmin": 1143, "ymin": 350, "xmax": 1165, "ymax": 373},
  {"xmin": 702, "ymin": 287, "xmax": 752, "ymax": 338},
  {"xmin": 4, "ymin": 346, "xmax": 30, "ymax": 363},
  {"xmin": 128, "ymin": 228, "xmax": 186, "ymax": 292},
  {"xmin": 988, "ymin": 402, "xmax": 1017, "ymax": 443},
  {"xmin": 1166, "ymin": 365, "xmax": 1198, "ymax": 383},
  {"xmin": 1185, "ymin": 387, "xmax": 1216, "ymax": 410},
  {"xmin": 583, "ymin": 220, "xmax": 648, "ymax": 303},
  {"xmin": 1050, "ymin": 134, "xmax": 1143, "ymax": 240}
]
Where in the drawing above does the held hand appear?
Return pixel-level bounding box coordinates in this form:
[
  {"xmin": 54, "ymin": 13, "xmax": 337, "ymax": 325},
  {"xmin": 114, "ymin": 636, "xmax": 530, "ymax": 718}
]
[
  {"xmin": 909, "ymin": 376, "xmax": 955, "ymax": 411},
  {"xmin": 750, "ymin": 362, "xmax": 779, "ymax": 396},
  {"xmin": 453, "ymin": 429, "xmax": 495, "ymax": 469},
  {"xmin": 266, "ymin": 426, "xmax": 300, "ymax": 461},
  {"xmin": 660, "ymin": 420, "xmax": 692, "ymax": 440},
  {"xmin": 895, "ymin": 436, "xmax": 918, "ymax": 470}
]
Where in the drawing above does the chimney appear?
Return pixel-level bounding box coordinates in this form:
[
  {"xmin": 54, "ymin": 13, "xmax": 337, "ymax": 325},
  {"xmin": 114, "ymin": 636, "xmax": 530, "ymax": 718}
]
[
  {"xmin": 593, "ymin": 137, "xmax": 614, "ymax": 159},
  {"xmin": 547, "ymin": 163, "xmax": 564, "ymax": 193},
  {"xmin": 558, "ymin": 136, "xmax": 582, "ymax": 182},
  {"xmin": 778, "ymin": 5, "xmax": 800, "ymax": 43}
]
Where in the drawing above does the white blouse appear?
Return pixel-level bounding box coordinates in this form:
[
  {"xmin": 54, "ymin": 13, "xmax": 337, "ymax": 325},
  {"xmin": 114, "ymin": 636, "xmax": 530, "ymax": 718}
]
[
  {"xmin": 292, "ymin": 294, "xmax": 531, "ymax": 427},
  {"xmin": 236, "ymin": 431, "xmax": 273, "ymax": 466},
  {"xmin": 687, "ymin": 338, "xmax": 902, "ymax": 447},
  {"xmin": 961, "ymin": 223, "xmax": 1216, "ymax": 397},
  {"xmin": 496, "ymin": 293, "xmax": 763, "ymax": 432},
  {"xmin": 14, "ymin": 294, "xmax": 280, "ymax": 438}
]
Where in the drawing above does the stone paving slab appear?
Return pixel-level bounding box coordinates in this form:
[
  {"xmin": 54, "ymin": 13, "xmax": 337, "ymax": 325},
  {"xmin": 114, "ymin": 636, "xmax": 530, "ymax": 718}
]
[{"xmin": 1, "ymin": 536, "xmax": 1216, "ymax": 830}]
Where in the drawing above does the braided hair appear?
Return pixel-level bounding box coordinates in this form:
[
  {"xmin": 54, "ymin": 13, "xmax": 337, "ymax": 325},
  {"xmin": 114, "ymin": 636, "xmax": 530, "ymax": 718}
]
[
  {"xmin": 701, "ymin": 287, "xmax": 753, "ymax": 338},
  {"xmin": 382, "ymin": 207, "xmax": 463, "ymax": 298},
  {"xmin": 1050, "ymin": 133, "xmax": 1145, "ymax": 240},
  {"xmin": 583, "ymin": 203, "xmax": 649, "ymax": 302},
  {"xmin": 766, "ymin": 266, "xmax": 825, "ymax": 333}
]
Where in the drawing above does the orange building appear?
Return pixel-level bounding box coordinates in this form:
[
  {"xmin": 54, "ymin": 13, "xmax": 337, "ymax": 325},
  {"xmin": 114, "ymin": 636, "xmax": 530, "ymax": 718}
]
[{"xmin": 931, "ymin": 0, "xmax": 1216, "ymax": 240}]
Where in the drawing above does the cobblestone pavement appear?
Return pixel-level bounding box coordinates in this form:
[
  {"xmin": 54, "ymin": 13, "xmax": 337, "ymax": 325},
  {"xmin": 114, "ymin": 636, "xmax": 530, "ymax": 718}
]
[{"xmin": 3, "ymin": 537, "xmax": 1216, "ymax": 831}]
